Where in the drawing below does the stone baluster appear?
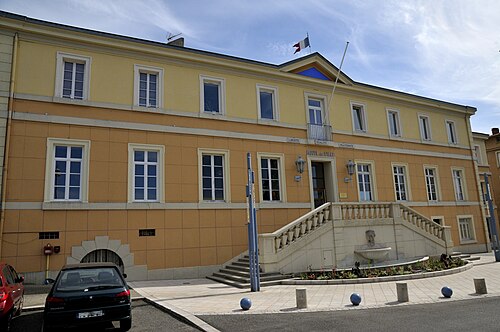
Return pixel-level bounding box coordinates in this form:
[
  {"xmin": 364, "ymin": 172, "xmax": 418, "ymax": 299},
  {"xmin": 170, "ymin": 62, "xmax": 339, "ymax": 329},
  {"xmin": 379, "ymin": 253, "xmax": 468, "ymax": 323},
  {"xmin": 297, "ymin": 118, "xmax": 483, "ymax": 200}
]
[
  {"xmin": 288, "ymin": 228, "xmax": 294, "ymax": 243},
  {"xmin": 294, "ymin": 225, "xmax": 301, "ymax": 239},
  {"xmin": 312, "ymin": 215, "xmax": 318, "ymax": 228},
  {"xmin": 324, "ymin": 208, "xmax": 330, "ymax": 222},
  {"xmin": 306, "ymin": 217, "xmax": 313, "ymax": 231},
  {"xmin": 319, "ymin": 211, "xmax": 324, "ymax": 225},
  {"xmin": 281, "ymin": 233, "xmax": 288, "ymax": 247},
  {"xmin": 300, "ymin": 221, "xmax": 307, "ymax": 235},
  {"xmin": 275, "ymin": 236, "xmax": 281, "ymax": 251}
]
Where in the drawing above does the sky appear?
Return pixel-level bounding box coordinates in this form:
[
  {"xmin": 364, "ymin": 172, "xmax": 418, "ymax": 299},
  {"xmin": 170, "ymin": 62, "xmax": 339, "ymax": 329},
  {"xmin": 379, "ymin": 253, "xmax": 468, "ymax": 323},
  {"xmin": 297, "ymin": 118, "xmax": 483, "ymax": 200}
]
[{"xmin": 0, "ymin": 0, "xmax": 499, "ymax": 134}]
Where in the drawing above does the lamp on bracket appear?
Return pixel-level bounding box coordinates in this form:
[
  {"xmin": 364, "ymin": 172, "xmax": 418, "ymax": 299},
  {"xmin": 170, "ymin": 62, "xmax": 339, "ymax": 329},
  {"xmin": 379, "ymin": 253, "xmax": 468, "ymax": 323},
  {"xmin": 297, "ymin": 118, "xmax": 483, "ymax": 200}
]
[
  {"xmin": 295, "ymin": 156, "xmax": 305, "ymax": 182},
  {"xmin": 344, "ymin": 159, "xmax": 356, "ymax": 183}
]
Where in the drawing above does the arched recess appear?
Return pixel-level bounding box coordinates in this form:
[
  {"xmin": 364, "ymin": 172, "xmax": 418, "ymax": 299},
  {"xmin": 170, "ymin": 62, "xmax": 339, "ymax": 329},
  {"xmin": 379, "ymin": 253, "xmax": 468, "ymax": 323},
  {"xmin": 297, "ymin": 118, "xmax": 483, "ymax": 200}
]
[
  {"xmin": 67, "ymin": 236, "xmax": 134, "ymax": 273},
  {"xmin": 81, "ymin": 249, "xmax": 125, "ymax": 272}
]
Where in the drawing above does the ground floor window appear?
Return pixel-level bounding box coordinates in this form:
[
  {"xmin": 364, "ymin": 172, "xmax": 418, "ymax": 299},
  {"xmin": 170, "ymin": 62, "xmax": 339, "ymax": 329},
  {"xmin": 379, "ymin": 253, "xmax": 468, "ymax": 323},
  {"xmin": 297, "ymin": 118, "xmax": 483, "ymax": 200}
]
[{"xmin": 458, "ymin": 216, "xmax": 475, "ymax": 243}]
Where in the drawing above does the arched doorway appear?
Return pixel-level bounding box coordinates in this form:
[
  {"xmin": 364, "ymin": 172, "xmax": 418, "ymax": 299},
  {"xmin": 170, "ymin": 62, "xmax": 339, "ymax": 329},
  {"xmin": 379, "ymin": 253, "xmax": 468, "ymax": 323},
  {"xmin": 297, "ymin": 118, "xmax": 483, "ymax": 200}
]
[{"xmin": 81, "ymin": 249, "xmax": 124, "ymax": 272}]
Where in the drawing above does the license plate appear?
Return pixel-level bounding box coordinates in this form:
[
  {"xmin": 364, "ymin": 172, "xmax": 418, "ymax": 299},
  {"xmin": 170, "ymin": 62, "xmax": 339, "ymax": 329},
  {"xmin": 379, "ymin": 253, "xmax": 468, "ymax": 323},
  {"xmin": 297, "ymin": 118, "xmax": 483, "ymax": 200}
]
[{"xmin": 77, "ymin": 310, "xmax": 104, "ymax": 319}]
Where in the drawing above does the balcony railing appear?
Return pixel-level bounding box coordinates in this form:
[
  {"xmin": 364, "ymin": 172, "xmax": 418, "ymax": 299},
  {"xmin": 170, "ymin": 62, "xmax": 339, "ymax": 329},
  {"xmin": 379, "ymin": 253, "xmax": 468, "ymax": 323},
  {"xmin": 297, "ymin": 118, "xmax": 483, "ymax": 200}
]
[{"xmin": 307, "ymin": 123, "xmax": 332, "ymax": 141}]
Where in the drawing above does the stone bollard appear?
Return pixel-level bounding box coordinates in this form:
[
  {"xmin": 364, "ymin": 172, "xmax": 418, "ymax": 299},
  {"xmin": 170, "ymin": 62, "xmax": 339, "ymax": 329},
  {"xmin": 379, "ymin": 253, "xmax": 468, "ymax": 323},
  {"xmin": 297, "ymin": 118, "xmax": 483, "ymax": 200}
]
[
  {"xmin": 296, "ymin": 288, "xmax": 307, "ymax": 309},
  {"xmin": 474, "ymin": 278, "xmax": 487, "ymax": 294},
  {"xmin": 396, "ymin": 282, "xmax": 409, "ymax": 302}
]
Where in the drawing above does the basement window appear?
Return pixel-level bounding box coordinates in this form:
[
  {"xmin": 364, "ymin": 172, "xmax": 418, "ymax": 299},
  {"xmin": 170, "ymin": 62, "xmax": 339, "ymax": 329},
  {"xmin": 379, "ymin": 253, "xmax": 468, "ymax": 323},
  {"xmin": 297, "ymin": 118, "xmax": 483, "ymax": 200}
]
[
  {"xmin": 39, "ymin": 232, "xmax": 60, "ymax": 240},
  {"xmin": 139, "ymin": 229, "xmax": 156, "ymax": 237}
]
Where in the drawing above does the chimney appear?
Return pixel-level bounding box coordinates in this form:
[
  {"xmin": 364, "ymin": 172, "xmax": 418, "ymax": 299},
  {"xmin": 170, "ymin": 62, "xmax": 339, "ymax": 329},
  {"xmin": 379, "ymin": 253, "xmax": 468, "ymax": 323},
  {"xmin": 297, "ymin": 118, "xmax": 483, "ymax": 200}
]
[
  {"xmin": 167, "ymin": 37, "xmax": 184, "ymax": 47},
  {"xmin": 493, "ymin": 128, "xmax": 499, "ymax": 135}
]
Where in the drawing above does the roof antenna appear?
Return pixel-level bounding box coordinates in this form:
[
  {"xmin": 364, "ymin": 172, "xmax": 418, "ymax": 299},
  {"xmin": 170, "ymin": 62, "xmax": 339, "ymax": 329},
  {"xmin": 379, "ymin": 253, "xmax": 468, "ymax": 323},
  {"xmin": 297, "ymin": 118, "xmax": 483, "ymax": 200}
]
[
  {"xmin": 166, "ymin": 32, "xmax": 184, "ymax": 47},
  {"xmin": 166, "ymin": 32, "xmax": 182, "ymax": 42}
]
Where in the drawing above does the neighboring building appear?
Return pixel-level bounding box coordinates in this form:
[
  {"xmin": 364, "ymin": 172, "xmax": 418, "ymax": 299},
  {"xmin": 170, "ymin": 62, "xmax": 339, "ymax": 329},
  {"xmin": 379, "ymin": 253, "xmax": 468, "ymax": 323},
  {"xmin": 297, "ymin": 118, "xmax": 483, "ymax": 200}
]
[
  {"xmin": 0, "ymin": 11, "xmax": 490, "ymax": 282},
  {"xmin": 485, "ymin": 128, "xmax": 500, "ymax": 234}
]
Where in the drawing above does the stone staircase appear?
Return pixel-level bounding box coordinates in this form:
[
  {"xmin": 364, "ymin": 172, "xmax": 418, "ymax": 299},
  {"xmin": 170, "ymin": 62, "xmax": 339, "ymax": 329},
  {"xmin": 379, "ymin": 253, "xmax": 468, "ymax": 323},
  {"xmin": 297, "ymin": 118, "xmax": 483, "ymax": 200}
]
[
  {"xmin": 451, "ymin": 252, "xmax": 481, "ymax": 262},
  {"xmin": 207, "ymin": 255, "xmax": 292, "ymax": 289}
]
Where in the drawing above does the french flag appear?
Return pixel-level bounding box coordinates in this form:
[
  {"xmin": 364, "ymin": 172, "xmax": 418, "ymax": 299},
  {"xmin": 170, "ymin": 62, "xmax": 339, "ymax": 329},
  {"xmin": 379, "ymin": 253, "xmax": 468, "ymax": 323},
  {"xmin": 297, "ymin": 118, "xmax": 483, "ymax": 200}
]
[{"xmin": 293, "ymin": 36, "xmax": 310, "ymax": 54}]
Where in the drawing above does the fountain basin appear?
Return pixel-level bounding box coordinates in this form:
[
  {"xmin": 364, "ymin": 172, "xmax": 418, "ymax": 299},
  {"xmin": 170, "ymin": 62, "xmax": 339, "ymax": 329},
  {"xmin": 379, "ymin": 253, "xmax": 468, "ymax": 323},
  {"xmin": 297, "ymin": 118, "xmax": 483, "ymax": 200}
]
[{"xmin": 355, "ymin": 247, "xmax": 392, "ymax": 261}]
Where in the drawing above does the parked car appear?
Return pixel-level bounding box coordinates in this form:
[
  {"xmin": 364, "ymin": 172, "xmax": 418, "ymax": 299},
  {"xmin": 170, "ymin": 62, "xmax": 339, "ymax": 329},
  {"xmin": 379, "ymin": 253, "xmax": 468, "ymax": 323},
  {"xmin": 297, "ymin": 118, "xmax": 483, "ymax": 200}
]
[
  {"xmin": 0, "ymin": 262, "xmax": 24, "ymax": 331},
  {"xmin": 43, "ymin": 262, "xmax": 131, "ymax": 331}
]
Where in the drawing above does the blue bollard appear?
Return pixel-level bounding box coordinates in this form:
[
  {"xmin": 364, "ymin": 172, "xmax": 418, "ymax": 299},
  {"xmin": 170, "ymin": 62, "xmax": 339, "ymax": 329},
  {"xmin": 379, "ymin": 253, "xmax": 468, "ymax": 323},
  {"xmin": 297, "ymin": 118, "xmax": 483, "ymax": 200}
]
[
  {"xmin": 441, "ymin": 286, "xmax": 453, "ymax": 298},
  {"xmin": 350, "ymin": 293, "xmax": 362, "ymax": 306},
  {"xmin": 240, "ymin": 297, "xmax": 252, "ymax": 310}
]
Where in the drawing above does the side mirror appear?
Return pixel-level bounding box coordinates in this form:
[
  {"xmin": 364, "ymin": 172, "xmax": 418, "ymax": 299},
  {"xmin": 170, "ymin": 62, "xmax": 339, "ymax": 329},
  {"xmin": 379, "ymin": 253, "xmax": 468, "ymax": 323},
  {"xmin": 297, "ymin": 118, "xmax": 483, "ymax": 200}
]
[
  {"xmin": 44, "ymin": 278, "xmax": 55, "ymax": 285},
  {"xmin": 18, "ymin": 275, "xmax": 25, "ymax": 283},
  {"xmin": 122, "ymin": 273, "xmax": 127, "ymax": 279}
]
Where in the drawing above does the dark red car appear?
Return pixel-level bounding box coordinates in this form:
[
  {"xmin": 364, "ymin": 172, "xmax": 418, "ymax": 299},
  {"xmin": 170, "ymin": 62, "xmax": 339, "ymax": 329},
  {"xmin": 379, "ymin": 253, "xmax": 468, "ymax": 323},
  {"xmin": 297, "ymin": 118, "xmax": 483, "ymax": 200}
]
[{"xmin": 0, "ymin": 262, "xmax": 24, "ymax": 331}]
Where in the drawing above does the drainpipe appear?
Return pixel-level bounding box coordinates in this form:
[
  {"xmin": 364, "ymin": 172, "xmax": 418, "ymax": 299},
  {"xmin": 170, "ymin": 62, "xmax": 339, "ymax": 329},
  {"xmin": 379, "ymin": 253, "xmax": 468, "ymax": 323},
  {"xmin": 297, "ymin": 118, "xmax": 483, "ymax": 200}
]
[{"xmin": 0, "ymin": 32, "xmax": 18, "ymax": 257}]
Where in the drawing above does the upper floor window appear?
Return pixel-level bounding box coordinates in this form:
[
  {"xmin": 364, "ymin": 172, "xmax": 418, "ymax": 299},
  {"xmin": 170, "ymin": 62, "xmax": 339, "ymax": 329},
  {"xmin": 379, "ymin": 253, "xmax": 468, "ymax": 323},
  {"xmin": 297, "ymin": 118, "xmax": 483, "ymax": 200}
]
[
  {"xmin": 446, "ymin": 120, "xmax": 457, "ymax": 144},
  {"xmin": 257, "ymin": 85, "xmax": 279, "ymax": 120},
  {"xmin": 418, "ymin": 115, "xmax": 431, "ymax": 141},
  {"xmin": 452, "ymin": 168, "xmax": 466, "ymax": 201},
  {"xmin": 351, "ymin": 103, "xmax": 367, "ymax": 132},
  {"xmin": 55, "ymin": 52, "xmax": 91, "ymax": 100},
  {"xmin": 387, "ymin": 109, "xmax": 401, "ymax": 137},
  {"xmin": 393, "ymin": 165, "xmax": 408, "ymax": 201},
  {"xmin": 134, "ymin": 65, "xmax": 163, "ymax": 108},
  {"xmin": 200, "ymin": 76, "xmax": 225, "ymax": 114},
  {"xmin": 308, "ymin": 98, "xmax": 323, "ymax": 125},
  {"xmin": 497, "ymin": 152, "xmax": 500, "ymax": 167},
  {"xmin": 128, "ymin": 144, "xmax": 165, "ymax": 203},
  {"xmin": 45, "ymin": 138, "xmax": 90, "ymax": 202},
  {"xmin": 424, "ymin": 167, "xmax": 439, "ymax": 202},
  {"xmin": 357, "ymin": 163, "xmax": 374, "ymax": 201},
  {"xmin": 473, "ymin": 145, "xmax": 483, "ymax": 165}
]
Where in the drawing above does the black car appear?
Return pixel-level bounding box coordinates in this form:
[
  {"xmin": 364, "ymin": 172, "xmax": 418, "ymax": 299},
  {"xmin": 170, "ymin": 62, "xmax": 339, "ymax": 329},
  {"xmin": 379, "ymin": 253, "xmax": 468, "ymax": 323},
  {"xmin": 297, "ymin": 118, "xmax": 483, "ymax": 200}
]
[{"xmin": 43, "ymin": 262, "xmax": 131, "ymax": 331}]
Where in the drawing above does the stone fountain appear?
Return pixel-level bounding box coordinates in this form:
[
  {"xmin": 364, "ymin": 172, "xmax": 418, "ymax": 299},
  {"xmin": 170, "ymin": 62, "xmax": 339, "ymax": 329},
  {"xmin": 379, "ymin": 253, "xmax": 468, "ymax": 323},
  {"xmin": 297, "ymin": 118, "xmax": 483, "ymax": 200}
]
[{"xmin": 354, "ymin": 230, "xmax": 391, "ymax": 263}]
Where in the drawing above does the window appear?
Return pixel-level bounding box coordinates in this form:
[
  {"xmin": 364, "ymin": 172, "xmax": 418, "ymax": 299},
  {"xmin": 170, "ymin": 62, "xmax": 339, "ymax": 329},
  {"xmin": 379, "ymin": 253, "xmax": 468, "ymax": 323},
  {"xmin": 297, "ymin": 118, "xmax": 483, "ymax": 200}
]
[
  {"xmin": 258, "ymin": 154, "xmax": 286, "ymax": 203},
  {"xmin": 39, "ymin": 232, "xmax": 60, "ymax": 240},
  {"xmin": 45, "ymin": 139, "xmax": 90, "ymax": 203},
  {"xmin": 446, "ymin": 120, "xmax": 457, "ymax": 144},
  {"xmin": 199, "ymin": 149, "xmax": 230, "ymax": 202},
  {"xmin": 393, "ymin": 165, "xmax": 408, "ymax": 201},
  {"xmin": 356, "ymin": 163, "xmax": 374, "ymax": 201},
  {"xmin": 497, "ymin": 152, "xmax": 500, "ymax": 167},
  {"xmin": 418, "ymin": 115, "xmax": 431, "ymax": 141},
  {"xmin": 257, "ymin": 85, "xmax": 279, "ymax": 120},
  {"xmin": 424, "ymin": 167, "xmax": 439, "ymax": 202},
  {"xmin": 458, "ymin": 216, "xmax": 475, "ymax": 242},
  {"xmin": 351, "ymin": 103, "xmax": 367, "ymax": 132},
  {"xmin": 134, "ymin": 65, "xmax": 163, "ymax": 108},
  {"xmin": 200, "ymin": 76, "xmax": 225, "ymax": 114},
  {"xmin": 128, "ymin": 144, "xmax": 164, "ymax": 203},
  {"xmin": 473, "ymin": 145, "xmax": 482, "ymax": 165},
  {"xmin": 308, "ymin": 98, "xmax": 323, "ymax": 125},
  {"xmin": 55, "ymin": 52, "xmax": 91, "ymax": 100},
  {"xmin": 431, "ymin": 217, "xmax": 444, "ymax": 225},
  {"xmin": 139, "ymin": 229, "xmax": 156, "ymax": 237},
  {"xmin": 387, "ymin": 109, "xmax": 401, "ymax": 137},
  {"xmin": 452, "ymin": 168, "xmax": 466, "ymax": 201}
]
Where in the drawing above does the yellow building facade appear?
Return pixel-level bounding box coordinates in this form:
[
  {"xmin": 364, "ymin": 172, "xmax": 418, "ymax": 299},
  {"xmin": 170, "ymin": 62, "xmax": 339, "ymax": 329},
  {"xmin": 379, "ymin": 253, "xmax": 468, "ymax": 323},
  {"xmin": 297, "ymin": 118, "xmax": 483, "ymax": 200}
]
[{"xmin": 0, "ymin": 12, "xmax": 489, "ymax": 282}]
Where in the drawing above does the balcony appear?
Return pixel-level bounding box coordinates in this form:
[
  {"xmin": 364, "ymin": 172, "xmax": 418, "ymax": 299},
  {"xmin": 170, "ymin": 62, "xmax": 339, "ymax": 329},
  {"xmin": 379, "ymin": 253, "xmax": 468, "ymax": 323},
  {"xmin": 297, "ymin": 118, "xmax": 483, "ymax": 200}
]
[{"xmin": 307, "ymin": 123, "xmax": 332, "ymax": 142}]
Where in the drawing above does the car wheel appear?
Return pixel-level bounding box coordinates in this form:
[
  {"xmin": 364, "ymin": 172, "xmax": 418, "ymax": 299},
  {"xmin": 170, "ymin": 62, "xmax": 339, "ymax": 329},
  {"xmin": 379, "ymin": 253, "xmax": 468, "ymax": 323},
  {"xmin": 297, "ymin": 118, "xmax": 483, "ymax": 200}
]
[
  {"xmin": 120, "ymin": 318, "xmax": 132, "ymax": 331},
  {"xmin": 0, "ymin": 310, "xmax": 13, "ymax": 331}
]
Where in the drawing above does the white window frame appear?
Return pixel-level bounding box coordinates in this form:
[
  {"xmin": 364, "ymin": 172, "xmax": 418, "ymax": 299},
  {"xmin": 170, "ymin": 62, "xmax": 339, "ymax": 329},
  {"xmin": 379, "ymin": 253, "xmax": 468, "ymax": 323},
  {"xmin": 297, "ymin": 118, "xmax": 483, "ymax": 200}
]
[
  {"xmin": 256, "ymin": 84, "xmax": 279, "ymax": 121},
  {"xmin": 418, "ymin": 114, "xmax": 432, "ymax": 141},
  {"xmin": 424, "ymin": 166, "xmax": 440, "ymax": 202},
  {"xmin": 128, "ymin": 143, "xmax": 165, "ymax": 203},
  {"xmin": 351, "ymin": 102, "xmax": 367, "ymax": 133},
  {"xmin": 355, "ymin": 160, "xmax": 377, "ymax": 202},
  {"xmin": 496, "ymin": 152, "xmax": 500, "ymax": 167},
  {"xmin": 257, "ymin": 153, "xmax": 287, "ymax": 203},
  {"xmin": 200, "ymin": 75, "xmax": 226, "ymax": 115},
  {"xmin": 386, "ymin": 109, "xmax": 401, "ymax": 138},
  {"xmin": 44, "ymin": 138, "xmax": 90, "ymax": 203},
  {"xmin": 451, "ymin": 167, "xmax": 467, "ymax": 201},
  {"xmin": 457, "ymin": 215, "xmax": 476, "ymax": 244},
  {"xmin": 445, "ymin": 120, "xmax": 458, "ymax": 144},
  {"xmin": 473, "ymin": 145, "xmax": 483, "ymax": 165},
  {"xmin": 392, "ymin": 163, "xmax": 410, "ymax": 201},
  {"xmin": 55, "ymin": 52, "xmax": 91, "ymax": 100},
  {"xmin": 133, "ymin": 64, "xmax": 164, "ymax": 109},
  {"xmin": 198, "ymin": 149, "xmax": 230, "ymax": 203}
]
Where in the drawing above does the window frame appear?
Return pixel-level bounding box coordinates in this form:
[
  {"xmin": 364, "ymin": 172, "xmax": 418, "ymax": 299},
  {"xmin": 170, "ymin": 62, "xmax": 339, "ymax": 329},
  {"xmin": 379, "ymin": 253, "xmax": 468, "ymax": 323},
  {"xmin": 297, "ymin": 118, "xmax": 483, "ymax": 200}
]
[
  {"xmin": 392, "ymin": 163, "xmax": 410, "ymax": 202},
  {"xmin": 128, "ymin": 143, "xmax": 165, "ymax": 203},
  {"xmin": 496, "ymin": 152, "xmax": 500, "ymax": 167},
  {"xmin": 355, "ymin": 160, "xmax": 377, "ymax": 202},
  {"xmin": 256, "ymin": 84, "xmax": 279, "ymax": 121},
  {"xmin": 198, "ymin": 149, "xmax": 230, "ymax": 203},
  {"xmin": 431, "ymin": 216, "xmax": 444, "ymax": 226},
  {"xmin": 200, "ymin": 75, "xmax": 226, "ymax": 115},
  {"xmin": 423, "ymin": 165, "xmax": 440, "ymax": 202},
  {"xmin": 451, "ymin": 167, "xmax": 467, "ymax": 201},
  {"xmin": 44, "ymin": 138, "xmax": 90, "ymax": 203},
  {"xmin": 257, "ymin": 153, "xmax": 287, "ymax": 204},
  {"xmin": 133, "ymin": 64, "xmax": 164, "ymax": 109},
  {"xmin": 418, "ymin": 114, "xmax": 432, "ymax": 141},
  {"xmin": 445, "ymin": 120, "xmax": 458, "ymax": 144},
  {"xmin": 351, "ymin": 102, "xmax": 367, "ymax": 133},
  {"xmin": 457, "ymin": 215, "xmax": 476, "ymax": 244},
  {"xmin": 55, "ymin": 52, "xmax": 91, "ymax": 101},
  {"xmin": 386, "ymin": 109, "xmax": 402, "ymax": 138},
  {"xmin": 472, "ymin": 145, "xmax": 483, "ymax": 165}
]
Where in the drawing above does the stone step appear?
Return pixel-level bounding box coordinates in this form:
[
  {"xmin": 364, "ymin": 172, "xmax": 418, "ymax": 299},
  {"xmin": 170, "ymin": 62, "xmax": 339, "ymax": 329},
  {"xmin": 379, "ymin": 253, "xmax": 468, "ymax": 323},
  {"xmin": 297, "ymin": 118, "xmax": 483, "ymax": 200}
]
[
  {"xmin": 207, "ymin": 275, "xmax": 285, "ymax": 289},
  {"xmin": 219, "ymin": 268, "xmax": 281, "ymax": 278},
  {"xmin": 466, "ymin": 256, "xmax": 481, "ymax": 261},
  {"xmin": 213, "ymin": 271, "xmax": 291, "ymax": 283},
  {"xmin": 225, "ymin": 265, "xmax": 249, "ymax": 272}
]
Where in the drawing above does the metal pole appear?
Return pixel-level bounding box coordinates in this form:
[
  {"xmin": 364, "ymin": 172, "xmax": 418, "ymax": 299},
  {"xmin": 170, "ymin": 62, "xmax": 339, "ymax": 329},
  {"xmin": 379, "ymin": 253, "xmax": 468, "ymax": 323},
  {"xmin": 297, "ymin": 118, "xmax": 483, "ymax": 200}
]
[
  {"xmin": 483, "ymin": 174, "xmax": 500, "ymax": 261},
  {"xmin": 246, "ymin": 153, "xmax": 260, "ymax": 291}
]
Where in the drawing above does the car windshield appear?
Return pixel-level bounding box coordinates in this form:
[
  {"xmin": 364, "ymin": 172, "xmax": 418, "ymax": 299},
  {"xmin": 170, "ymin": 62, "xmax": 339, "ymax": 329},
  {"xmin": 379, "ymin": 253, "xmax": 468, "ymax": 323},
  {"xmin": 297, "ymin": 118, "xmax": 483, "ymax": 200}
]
[{"xmin": 56, "ymin": 267, "xmax": 123, "ymax": 291}]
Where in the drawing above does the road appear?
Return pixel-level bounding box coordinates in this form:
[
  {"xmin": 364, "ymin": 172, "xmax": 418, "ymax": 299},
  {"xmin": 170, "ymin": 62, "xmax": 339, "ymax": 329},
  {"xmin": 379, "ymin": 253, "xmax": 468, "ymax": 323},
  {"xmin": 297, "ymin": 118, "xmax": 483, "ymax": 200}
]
[
  {"xmin": 199, "ymin": 296, "xmax": 500, "ymax": 332},
  {"xmin": 11, "ymin": 300, "xmax": 199, "ymax": 331}
]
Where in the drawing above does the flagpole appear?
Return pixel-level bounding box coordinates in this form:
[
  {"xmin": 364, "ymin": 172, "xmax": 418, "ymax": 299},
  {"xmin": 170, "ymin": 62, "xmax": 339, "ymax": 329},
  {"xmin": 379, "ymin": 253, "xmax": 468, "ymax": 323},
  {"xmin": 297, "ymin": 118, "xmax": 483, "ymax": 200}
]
[{"xmin": 326, "ymin": 41, "xmax": 349, "ymax": 112}]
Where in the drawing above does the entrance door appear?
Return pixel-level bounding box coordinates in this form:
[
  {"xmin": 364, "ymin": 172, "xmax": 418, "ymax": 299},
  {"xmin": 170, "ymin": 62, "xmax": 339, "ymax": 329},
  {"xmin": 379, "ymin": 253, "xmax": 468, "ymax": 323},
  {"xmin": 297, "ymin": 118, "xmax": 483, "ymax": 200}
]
[
  {"xmin": 312, "ymin": 162, "xmax": 327, "ymax": 208},
  {"xmin": 81, "ymin": 249, "xmax": 124, "ymax": 272}
]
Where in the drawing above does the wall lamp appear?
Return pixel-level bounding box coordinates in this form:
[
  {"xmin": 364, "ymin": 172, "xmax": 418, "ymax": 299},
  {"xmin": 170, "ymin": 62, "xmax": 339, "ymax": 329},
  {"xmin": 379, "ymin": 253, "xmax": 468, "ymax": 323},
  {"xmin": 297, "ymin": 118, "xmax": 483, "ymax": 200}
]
[
  {"xmin": 295, "ymin": 156, "xmax": 305, "ymax": 174},
  {"xmin": 344, "ymin": 159, "xmax": 356, "ymax": 183}
]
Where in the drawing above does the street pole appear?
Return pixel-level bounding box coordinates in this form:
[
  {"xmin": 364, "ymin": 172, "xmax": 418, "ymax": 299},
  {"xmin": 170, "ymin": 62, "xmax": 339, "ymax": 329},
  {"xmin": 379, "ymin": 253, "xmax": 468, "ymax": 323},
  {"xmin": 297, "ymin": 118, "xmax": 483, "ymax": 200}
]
[
  {"xmin": 483, "ymin": 174, "xmax": 500, "ymax": 261},
  {"xmin": 246, "ymin": 153, "xmax": 260, "ymax": 291}
]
